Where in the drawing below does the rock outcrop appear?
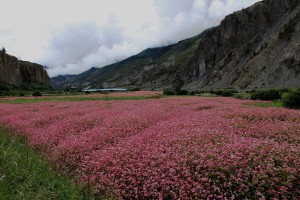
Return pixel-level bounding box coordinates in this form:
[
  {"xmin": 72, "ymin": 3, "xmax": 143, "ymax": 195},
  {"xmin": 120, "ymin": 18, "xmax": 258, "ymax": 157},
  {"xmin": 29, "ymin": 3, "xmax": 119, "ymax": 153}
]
[
  {"xmin": 0, "ymin": 51, "xmax": 50, "ymax": 87},
  {"xmin": 186, "ymin": 0, "xmax": 300, "ymax": 90}
]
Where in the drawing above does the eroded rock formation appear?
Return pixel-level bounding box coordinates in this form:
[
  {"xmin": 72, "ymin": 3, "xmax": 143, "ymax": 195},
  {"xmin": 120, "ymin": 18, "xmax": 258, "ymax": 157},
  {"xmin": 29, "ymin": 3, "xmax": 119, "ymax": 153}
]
[
  {"xmin": 186, "ymin": 0, "xmax": 300, "ymax": 90},
  {"xmin": 0, "ymin": 51, "xmax": 50, "ymax": 87}
]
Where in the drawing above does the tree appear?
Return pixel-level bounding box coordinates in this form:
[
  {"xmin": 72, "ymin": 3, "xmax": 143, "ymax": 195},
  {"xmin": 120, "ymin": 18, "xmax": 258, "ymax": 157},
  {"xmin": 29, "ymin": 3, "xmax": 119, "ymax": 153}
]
[
  {"xmin": 1, "ymin": 47, "xmax": 6, "ymax": 54},
  {"xmin": 172, "ymin": 73, "xmax": 184, "ymax": 92}
]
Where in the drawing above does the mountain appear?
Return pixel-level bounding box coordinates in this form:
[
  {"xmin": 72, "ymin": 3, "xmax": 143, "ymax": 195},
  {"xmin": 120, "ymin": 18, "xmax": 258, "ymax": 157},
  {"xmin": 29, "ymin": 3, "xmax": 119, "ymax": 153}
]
[
  {"xmin": 50, "ymin": 74, "xmax": 77, "ymax": 88},
  {"xmin": 0, "ymin": 51, "xmax": 50, "ymax": 87},
  {"xmin": 186, "ymin": 0, "xmax": 300, "ymax": 90},
  {"xmin": 51, "ymin": 33, "xmax": 203, "ymax": 90},
  {"xmin": 51, "ymin": 0, "xmax": 300, "ymax": 91}
]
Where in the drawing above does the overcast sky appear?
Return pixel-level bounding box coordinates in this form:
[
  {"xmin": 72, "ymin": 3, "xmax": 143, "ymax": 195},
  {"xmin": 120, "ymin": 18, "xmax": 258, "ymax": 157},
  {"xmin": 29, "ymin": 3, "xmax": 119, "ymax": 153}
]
[{"xmin": 0, "ymin": 0, "xmax": 260, "ymax": 77}]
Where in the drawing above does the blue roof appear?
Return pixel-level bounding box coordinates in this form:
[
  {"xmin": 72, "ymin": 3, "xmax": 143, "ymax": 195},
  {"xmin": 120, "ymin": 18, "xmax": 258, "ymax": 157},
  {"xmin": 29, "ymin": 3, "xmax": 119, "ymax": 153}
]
[{"xmin": 82, "ymin": 88, "xmax": 127, "ymax": 92}]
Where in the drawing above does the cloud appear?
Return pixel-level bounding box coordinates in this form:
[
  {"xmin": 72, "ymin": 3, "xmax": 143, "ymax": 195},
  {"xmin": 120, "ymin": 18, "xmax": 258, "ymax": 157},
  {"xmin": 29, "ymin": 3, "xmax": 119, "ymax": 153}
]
[
  {"xmin": 0, "ymin": 0, "xmax": 261, "ymax": 77},
  {"xmin": 43, "ymin": 19, "xmax": 149, "ymax": 77},
  {"xmin": 152, "ymin": 0, "xmax": 261, "ymax": 45}
]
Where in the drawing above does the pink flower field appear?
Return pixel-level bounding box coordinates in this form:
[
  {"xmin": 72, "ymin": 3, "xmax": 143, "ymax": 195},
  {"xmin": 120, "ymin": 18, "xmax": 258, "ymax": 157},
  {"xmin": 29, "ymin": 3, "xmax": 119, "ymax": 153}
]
[{"xmin": 0, "ymin": 96, "xmax": 299, "ymax": 199}]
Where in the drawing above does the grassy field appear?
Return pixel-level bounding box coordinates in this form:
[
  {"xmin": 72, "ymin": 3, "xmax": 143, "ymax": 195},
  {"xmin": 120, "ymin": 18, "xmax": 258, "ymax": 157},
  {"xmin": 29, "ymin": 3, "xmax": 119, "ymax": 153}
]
[
  {"xmin": 0, "ymin": 126, "xmax": 90, "ymax": 200},
  {"xmin": 0, "ymin": 91, "xmax": 163, "ymax": 104},
  {"xmin": 244, "ymin": 101, "xmax": 284, "ymax": 108},
  {"xmin": 0, "ymin": 96, "xmax": 160, "ymax": 104}
]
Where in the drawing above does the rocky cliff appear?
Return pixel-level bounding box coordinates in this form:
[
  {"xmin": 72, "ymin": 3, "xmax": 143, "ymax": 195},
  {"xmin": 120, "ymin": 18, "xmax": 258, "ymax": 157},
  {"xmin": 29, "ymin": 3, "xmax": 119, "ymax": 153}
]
[
  {"xmin": 0, "ymin": 51, "xmax": 50, "ymax": 87},
  {"xmin": 51, "ymin": 0, "xmax": 300, "ymax": 91},
  {"xmin": 186, "ymin": 0, "xmax": 300, "ymax": 90}
]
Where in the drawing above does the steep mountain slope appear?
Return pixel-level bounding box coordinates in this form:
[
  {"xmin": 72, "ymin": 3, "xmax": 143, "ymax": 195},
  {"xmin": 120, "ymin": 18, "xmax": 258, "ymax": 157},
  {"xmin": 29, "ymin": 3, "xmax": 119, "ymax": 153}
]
[
  {"xmin": 51, "ymin": 0, "xmax": 300, "ymax": 90},
  {"xmin": 51, "ymin": 33, "xmax": 204, "ymax": 89},
  {"xmin": 0, "ymin": 51, "xmax": 50, "ymax": 87},
  {"xmin": 186, "ymin": 0, "xmax": 300, "ymax": 90}
]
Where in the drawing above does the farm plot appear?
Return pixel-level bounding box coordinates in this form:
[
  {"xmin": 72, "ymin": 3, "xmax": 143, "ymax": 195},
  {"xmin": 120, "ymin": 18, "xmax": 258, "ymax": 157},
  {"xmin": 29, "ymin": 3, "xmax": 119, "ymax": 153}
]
[{"xmin": 0, "ymin": 97, "xmax": 299, "ymax": 199}]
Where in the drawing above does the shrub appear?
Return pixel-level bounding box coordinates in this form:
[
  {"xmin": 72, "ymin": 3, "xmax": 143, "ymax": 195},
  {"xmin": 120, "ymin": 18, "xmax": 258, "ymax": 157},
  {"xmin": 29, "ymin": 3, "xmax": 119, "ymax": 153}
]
[
  {"xmin": 235, "ymin": 93, "xmax": 250, "ymax": 100},
  {"xmin": 0, "ymin": 83, "xmax": 14, "ymax": 96},
  {"xmin": 215, "ymin": 90, "xmax": 224, "ymax": 96},
  {"xmin": 0, "ymin": 83, "xmax": 12, "ymax": 92},
  {"xmin": 278, "ymin": 88, "xmax": 291, "ymax": 95},
  {"xmin": 32, "ymin": 91, "xmax": 42, "ymax": 97},
  {"xmin": 189, "ymin": 91, "xmax": 197, "ymax": 95},
  {"xmin": 128, "ymin": 88, "xmax": 141, "ymax": 92},
  {"xmin": 22, "ymin": 83, "xmax": 50, "ymax": 91},
  {"xmin": 18, "ymin": 92, "xmax": 25, "ymax": 97},
  {"xmin": 282, "ymin": 90, "xmax": 300, "ymax": 108},
  {"xmin": 190, "ymin": 90, "xmax": 207, "ymax": 95},
  {"xmin": 250, "ymin": 90, "xmax": 281, "ymax": 101},
  {"xmin": 172, "ymin": 74, "xmax": 184, "ymax": 91},
  {"xmin": 250, "ymin": 91, "xmax": 265, "ymax": 100},
  {"xmin": 221, "ymin": 90, "xmax": 236, "ymax": 97},
  {"xmin": 209, "ymin": 90, "xmax": 237, "ymax": 97},
  {"xmin": 0, "ymin": 91, "xmax": 10, "ymax": 96},
  {"xmin": 163, "ymin": 89, "xmax": 175, "ymax": 95},
  {"xmin": 175, "ymin": 90, "xmax": 188, "ymax": 95}
]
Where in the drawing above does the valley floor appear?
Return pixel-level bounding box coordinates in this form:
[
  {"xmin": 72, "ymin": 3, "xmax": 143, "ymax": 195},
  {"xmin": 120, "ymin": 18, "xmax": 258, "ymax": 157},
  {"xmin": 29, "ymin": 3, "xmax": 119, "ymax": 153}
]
[{"xmin": 0, "ymin": 92, "xmax": 299, "ymax": 199}]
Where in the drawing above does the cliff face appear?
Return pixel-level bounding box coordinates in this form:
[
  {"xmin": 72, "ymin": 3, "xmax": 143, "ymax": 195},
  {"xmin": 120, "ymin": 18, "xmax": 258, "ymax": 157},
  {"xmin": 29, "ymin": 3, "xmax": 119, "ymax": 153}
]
[
  {"xmin": 186, "ymin": 0, "xmax": 300, "ymax": 90},
  {"xmin": 0, "ymin": 52, "xmax": 22, "ymax": 86},
  {"xmin": 0, "ymin": 52, "xmax": 50, "ymax": 87},
  {"xmin": 19, "ymin": 61, "xmax": 50, "ymax": 86},
  {"xmin": 51, "ymin": 0, "xmax": 300, "ymax": 90}
]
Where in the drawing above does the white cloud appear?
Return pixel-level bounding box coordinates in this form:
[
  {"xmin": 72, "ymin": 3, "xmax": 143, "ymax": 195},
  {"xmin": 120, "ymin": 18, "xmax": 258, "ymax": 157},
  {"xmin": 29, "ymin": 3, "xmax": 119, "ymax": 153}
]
[{"xmin": 0, "ymin": 0, "xmax": 261, "ymax": 77}]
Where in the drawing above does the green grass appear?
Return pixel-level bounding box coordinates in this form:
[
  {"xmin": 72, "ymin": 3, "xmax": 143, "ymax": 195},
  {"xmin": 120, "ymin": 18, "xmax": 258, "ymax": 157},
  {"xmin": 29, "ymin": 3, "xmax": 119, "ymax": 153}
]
[
  {"xmin": 195, "ymin": 93, "xmax": 218, "ymax": 97},
  {"xmin": 0, "ymin": 95, "xmax": 163, "ymax": 104},
  {"xmin": 0, "ymin": 126, "xmax": 87, "ymax": 199},
  {"xmin": 244, "ymin": 101, "xmax": 284, "ymax": 108}
]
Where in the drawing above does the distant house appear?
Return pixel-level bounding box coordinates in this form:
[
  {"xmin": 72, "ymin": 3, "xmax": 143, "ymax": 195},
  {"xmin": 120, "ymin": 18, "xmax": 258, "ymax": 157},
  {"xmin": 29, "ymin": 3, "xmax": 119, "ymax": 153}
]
[{"xmin": 70, "ymin": 86, "xmax": 80, "ymax": 92}]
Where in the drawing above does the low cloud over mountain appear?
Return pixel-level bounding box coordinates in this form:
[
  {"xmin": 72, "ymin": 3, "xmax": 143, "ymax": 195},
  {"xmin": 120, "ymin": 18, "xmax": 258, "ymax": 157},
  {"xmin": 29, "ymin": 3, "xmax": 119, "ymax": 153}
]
[{"xmin": 0, "ymin": 0, "xmax": 260, "ymax": 77}]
